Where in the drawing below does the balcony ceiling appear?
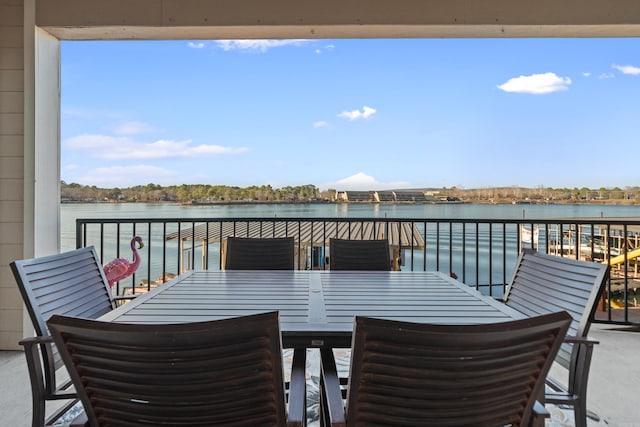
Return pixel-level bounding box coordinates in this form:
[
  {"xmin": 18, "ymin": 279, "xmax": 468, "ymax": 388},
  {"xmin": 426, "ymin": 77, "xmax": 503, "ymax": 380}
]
[{"xmin": 36, "ymin": 0, "xmax": 640, "ymax": 40}]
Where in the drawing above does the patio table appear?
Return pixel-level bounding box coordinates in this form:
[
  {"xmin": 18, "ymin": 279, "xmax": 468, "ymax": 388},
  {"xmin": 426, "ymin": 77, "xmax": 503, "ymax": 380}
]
[{"xmin": 99, "ymin": 270, "xmax": 525, "ymax": 348}]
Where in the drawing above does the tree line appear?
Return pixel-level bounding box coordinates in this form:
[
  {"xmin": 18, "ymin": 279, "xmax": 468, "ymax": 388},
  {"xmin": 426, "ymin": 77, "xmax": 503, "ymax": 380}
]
[
  {"xmin": 446, "ymin": 186, "xmax": 640, "ymax": 204},
  {"xmin": 61, "ymin": 182, "xmax": 326, "ymax": 203},
  {"xmin": 60, "ymin": 181, "xmax": 640, "ymax": 204}
]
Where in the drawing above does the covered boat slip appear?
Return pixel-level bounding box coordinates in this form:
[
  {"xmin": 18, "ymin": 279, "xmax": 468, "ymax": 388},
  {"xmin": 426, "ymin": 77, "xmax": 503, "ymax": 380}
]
[{"xmin": 165, "ymin": 220, "xmax": 425, "ymax": 270}]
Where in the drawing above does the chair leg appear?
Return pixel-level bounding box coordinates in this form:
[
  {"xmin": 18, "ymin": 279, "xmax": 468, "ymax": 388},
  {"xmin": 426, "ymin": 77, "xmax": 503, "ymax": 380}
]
[
  {"xmin": 319, "ymin": 352, "xmax": 332, "ymax": 427},
  {"xmin": 572, "ymin": 339, "xmax": 596, "ymax": 427},
  {"xmin": 574, "ymin": 400, "xmax": 587, "ymax": 427},
  {"xmin": 319, "ymin": 369, "xmax": 327, "ymax": 427},
  {"xmin": 319, "ymin": 348, "xmax": 347, "ymax": 427},
  {"xmin": 20, "ymin": 338, "xmax": 46, "ymax": 427},
  {"xmin": 287, "ymin": 348, "xmax": 307, "ymax": 427},
  {"xmin": 32, "ymin": 395, "xmax": 45, "ymax": 427},
  {"xmin": 20, "ymin": 336, "xmax": 79, "ymax": 427}
]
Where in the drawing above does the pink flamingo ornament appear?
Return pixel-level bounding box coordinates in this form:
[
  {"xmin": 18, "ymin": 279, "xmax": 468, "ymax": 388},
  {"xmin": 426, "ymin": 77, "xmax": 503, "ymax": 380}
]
[{"xmin": 103, "ymin": 236, "xmax": 144, "ymax": 288}]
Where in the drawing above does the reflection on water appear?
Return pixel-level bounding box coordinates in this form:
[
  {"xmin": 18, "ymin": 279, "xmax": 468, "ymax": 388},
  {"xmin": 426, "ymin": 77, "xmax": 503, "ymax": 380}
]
[{"xmin": 62, "ymin": 201, "xmax": 640, "ymax": 251}]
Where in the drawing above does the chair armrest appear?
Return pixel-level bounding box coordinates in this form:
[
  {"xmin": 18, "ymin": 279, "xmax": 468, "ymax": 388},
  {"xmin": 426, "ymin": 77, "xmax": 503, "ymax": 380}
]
[
  {"xmin": 19, "ymin": 334, "xmax": 54, "ymax": 346},
  {"xmin": 563, "ymin": 335, "xmax": 599, "ymax": 346},
  {"xmin": 19, "ymin": 335, "xmax": 82, "ymax": 427},
  {"xmin": 18, "ymin": 335, "xmax": 51, "ymax": 400},
  {"xmin": 112, "ymin": 293, "xmax": 138, "ymax": 307},
  {"xmin": 286, "ymin": 348, "xmax": 306, "ymax": 427},
  {"xmin": 113, "ymin": 294, "xmax": 137, "ymax": 301},
  {"xmin": 18, "ymin": 335, "xmax": 77, "ymax": 400},
  {"xmin": 319, "ymin": 348, "xmax": 347, "ymax": 427}
]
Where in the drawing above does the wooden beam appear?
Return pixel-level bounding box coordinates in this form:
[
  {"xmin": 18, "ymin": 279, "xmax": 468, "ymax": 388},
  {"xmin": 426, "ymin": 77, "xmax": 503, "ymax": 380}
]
[{"xmin": 36, "ymin": 0, "xmax": 640, "ymax": 39}]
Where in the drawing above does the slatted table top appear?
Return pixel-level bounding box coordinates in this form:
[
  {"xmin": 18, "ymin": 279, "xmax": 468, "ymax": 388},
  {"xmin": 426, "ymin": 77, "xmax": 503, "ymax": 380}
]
[{"xmin": 100, "ymin": 270, "xmax": 524, "ymax": 348}]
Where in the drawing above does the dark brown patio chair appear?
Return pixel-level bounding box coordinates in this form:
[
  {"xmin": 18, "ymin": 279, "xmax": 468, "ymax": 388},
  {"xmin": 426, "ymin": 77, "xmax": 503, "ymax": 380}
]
[
  {"xmin": 502, "ymin": 248, "xmax": 609, "ymax": 427},
  {"xmin": 11, "ymin": 246, "xmax": 134, "ymax": 427},
  {"xmin": 224, "ymin": 236, "xmax": 295, "ymax": 270},
  {"xmin": 328, "ymin": 238, "xmax": 391, "ymax": 271},
  {"xmin": 319, "ymin": 311, "xmax": 572, "ymax": 427},
  {"xmin": 46, "ymin": 311, "xmax": 305, "ymax": 427},
  {"xmin": 223, "ymin": 236, "xmax": 304, "ymax": 406}
]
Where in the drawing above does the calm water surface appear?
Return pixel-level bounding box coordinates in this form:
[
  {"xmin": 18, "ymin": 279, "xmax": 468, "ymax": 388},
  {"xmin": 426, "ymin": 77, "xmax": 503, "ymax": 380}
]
[
  {"xmin": 61, "ymin": 202, "xmax": 640, "ymax": 290},
  {"xmin": 61, "ymin": 201, "xmax": 640, "ymax": 250}
]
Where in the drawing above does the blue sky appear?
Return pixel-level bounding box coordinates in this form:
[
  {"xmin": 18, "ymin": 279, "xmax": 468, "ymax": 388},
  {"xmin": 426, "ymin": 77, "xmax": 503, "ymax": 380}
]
[{"xmin": 61, "ymin": 38, "xmax": 640, "ymax": 191}]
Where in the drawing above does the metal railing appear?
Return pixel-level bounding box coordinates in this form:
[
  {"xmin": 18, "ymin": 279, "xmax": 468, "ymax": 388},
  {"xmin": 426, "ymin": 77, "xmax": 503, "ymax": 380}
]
[{"xmin": 76, "ymin": 216, "xmax": 640, "ymax": 325}]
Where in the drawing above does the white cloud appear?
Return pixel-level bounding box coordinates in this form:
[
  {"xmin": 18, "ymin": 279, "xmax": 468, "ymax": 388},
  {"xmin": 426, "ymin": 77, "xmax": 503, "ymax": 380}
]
[
  {"xmin": 313, "ymin": 121, "xmax": 329, "ymax": 128},
  {"xmin": 61, "ymin": 107, "xmax": 97, "ymax": 120},
  {"xmin": 315, "ymin": 44, "xmax": 335, "ymax": 54},
  {"xmin": 187, "ymin": 41, "xmax": 206, "ymax": 49},
  {"xmin": 323, "ymin": 172, "xmax": 409, "ymax": 191},
  {"xmin": 612, "ymin": 64, "xmax": 640, "ymax": 76},
  {"xmin": 497, "ymin": 72, "xmax": 571, "ymax": 94},
  {"xmin": 112, "ymin": 121, "xmax": 158, "ymax": 135},
  {"xmin": 337, "ymin": 106, "xmax": 377, "ymax": 121},
  {"xmin": 65, "ymin": 134, "xmax": 248, "ymax": 160},
  {"xmin": 582, "ymin": 72, "xmax": 591, "ymax": 78},
  {"xmin": 216, "ymin": 39, "xmax": 308, "ymax": 52},
  {"xmin": 598, "ymin": 73, "xmax": 615, "ymax": 79},
  {"xmin": 66, "ymin": 134, "xmax": 130, "ymax": 150}
]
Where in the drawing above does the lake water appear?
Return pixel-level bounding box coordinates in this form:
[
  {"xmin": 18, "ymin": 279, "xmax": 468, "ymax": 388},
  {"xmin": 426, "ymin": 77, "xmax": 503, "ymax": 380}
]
[
  {"xmin": 61, "ymin": 201, "xmax": 640, "ymax": 250},
  {"xmin": 60, "ymin": 203, "xmax": 640, "ymax": 250},
  {"xmin": 61, "ymin": 202, "xmax": 640, "ymax": 292}
]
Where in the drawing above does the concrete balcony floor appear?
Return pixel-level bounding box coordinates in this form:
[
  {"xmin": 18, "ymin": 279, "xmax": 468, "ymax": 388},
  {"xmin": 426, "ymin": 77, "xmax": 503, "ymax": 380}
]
[{"xmin": 1, "ymin": 323, "xmax": 637, "ymax": 426}]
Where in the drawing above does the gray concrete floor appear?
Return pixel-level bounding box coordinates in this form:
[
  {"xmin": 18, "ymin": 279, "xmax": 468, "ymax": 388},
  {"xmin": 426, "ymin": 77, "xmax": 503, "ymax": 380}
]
[
  {"xmin": 0, "ymin": 349, "xmax": 36, "ymax": 426},
  {"xmin": 580, "ymin": 323, "xmax": 640, "ymax": 427},
  {"xmin": 1, "ymin": 322, "xmax": 638, "ymax": 426}
]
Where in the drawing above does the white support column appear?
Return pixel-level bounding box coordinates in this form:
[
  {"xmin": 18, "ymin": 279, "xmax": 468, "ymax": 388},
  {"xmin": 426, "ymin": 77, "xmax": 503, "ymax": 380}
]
[
  {"xmin": 21, "ymin": 0, "xmax": 61, "ymax": 343},
  {"xmin": 24, "ymin": 16, "xmax": 60, "ymax": 260},
  {"xmin": 33, "ymin": 27, "xmax": 60, "ymax": 257}
]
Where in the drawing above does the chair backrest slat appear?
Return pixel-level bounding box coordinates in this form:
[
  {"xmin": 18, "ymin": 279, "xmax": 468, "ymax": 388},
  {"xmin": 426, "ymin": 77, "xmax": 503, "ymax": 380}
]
[
  {"xmin": 224, "ymin": 237, "xmax": 295, "ymax": 270},
  {"xmin": 47, "ymin": 311, "xmax": 288, "ymax": 427},
  {"xmin": 11, "ymin": 246, "xmax": 116, "ymax": 374},
  {"xmin": 329, "ymin": 238, "xmax": 391, "ymax": 271},
  {"xmin": 345, "ymin": 312, "xmax": 572, "ymax": 427},
  {"xmin": 12, "ymin": 246, "xmax": 115, "ymax": 336},
  {"xmin": 503, "ymin": 249, "xmax": 608, "ymax": 370}
]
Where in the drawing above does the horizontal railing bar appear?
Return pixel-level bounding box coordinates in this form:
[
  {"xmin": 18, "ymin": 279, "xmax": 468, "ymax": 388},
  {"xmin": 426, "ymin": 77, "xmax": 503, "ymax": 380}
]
[{"xmin": 77, "ymin": 217, "xmax": 640, "ymax": 225}]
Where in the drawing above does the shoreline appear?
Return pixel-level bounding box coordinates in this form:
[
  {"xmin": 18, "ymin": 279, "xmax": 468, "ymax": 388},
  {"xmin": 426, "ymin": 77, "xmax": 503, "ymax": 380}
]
[{"xmin": 60, "ymin": 199, "xmax": 640, "ymax": 206}]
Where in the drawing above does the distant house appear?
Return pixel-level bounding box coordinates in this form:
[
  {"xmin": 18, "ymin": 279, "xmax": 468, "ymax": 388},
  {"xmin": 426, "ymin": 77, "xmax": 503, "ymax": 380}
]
[
  {"xmin": 376, "ymin": 191, "xmax": 395, "ymax": 202},
  {"xmin": 339, "ymin": 191, "xmax": 376, "ymax": 202},
  {"xmin": 393, "ymin": 191, "xmax": 426, "ymax": 202}
]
